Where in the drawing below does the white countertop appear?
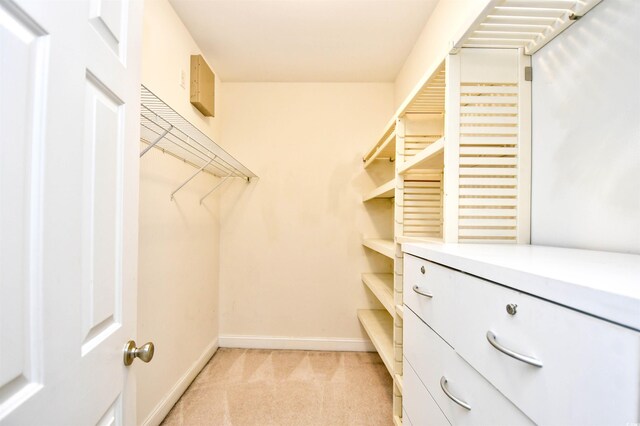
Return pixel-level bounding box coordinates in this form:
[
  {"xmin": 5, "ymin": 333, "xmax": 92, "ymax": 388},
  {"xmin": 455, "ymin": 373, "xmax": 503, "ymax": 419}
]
[{"xmin": 402, "ymin": 243, "xmax": 640, "ymax": 331}]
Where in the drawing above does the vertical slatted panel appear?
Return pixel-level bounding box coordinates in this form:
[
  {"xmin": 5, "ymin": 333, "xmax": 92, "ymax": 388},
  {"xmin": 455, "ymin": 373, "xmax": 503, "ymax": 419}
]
[
  {"xmin": 458, "ymin": 82, "xmax": 518, "ymax": 242},
  {"xmin": 392, "ymin": 118, "xmax": 404, "ymax": 420},
  {"xmin": 402, "ymin": 171, "xmax": 443, "ymax": 239}
]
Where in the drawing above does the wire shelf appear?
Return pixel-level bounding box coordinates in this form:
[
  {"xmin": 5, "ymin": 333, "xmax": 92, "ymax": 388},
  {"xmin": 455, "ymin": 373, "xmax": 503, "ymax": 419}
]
[{"xmin": 140, "ymin": 85, "xmax": 256, "ymax": 180}]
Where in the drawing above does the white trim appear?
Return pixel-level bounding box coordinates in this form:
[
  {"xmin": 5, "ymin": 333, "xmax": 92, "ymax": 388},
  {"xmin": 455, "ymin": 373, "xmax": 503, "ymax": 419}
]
[
  {"xmin": 141, "ymin": 339, "xmax": 218, "ymax": 426},
  {"xmin": 219, "ymin": 335, "xmax": 375, "ymax": 352}
]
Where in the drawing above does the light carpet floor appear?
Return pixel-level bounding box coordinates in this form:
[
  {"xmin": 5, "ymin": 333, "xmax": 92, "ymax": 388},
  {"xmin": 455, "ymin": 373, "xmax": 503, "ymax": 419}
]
[{"xmin": 161, "ymin": 348, "xmax": 393, "ymax": 426}]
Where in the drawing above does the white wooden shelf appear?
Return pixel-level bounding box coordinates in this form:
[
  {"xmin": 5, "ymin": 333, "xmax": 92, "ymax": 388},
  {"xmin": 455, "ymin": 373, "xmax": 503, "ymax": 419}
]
[
  {"xmin": 357, "ymin": 309, "xmax": 394, "ymax": 377},
  {"xmin": 363, "ymin": 179, "xmax": 395, "ymax": 202},
  {"xmin": 452, "ymin": 0, "xmax": 603, "ymax": 55},
  {"xmin": 363, "ymin": 238, "xmax": 395, "ymax": 259},
  {"xmin": 363, "ymin": 119, "xmax": 396, "ymax": 168},
  {"xmin": 398, "ymin": 137, "xmax": 444, "ymax": 174},
  {"xmin": 362, "ymin": 273, "xmax": 394, "ymax": 316}
]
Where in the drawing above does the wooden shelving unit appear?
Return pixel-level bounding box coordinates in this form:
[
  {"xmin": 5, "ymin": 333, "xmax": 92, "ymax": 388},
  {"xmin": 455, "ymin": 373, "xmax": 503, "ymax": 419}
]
[
  {"xmin": 356, "ymin": 2, "xmax": 604, "ymax": 422},
  {"xmin": 360, "ymin": 49, "xmax": 531, "ymax": 426},
  {"xmin": 362, "ymin": 179, "xmax": 395, "ymax": 202},
  {"xmin": 357, "ymin": 310, "xmax": 394, "ymax": 376}
]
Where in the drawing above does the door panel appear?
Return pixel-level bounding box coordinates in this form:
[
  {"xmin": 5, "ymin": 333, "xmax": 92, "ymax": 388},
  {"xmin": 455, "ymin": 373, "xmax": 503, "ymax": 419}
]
[
  {"xmin": 88, "ymin": 0, "xmax": 128, "ymax": 61},
  {"xmin": 96, "ymin": 395, "xmax": 122, "ymax": 426},
  {"xmin": 0, "ymin": 0, "xmax": 142, "ymax": 423},
  {"xmin": 81, "ymin": 72, "xmax": 125, "ymax": 356},
  {"xmin": 0, "ymin": 0, "xmax": 47, "ymax": 413}
]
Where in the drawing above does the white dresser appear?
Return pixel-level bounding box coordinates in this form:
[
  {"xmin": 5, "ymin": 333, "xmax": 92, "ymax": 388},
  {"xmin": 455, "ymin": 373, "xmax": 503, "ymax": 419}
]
[{"xmin": 402, "ymin": 243, "xmax": 640, "ymax": 426}]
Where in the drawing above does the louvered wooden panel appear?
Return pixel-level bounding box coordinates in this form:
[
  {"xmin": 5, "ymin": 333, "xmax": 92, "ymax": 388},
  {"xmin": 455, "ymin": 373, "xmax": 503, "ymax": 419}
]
[
  {"xmin": 401, "ymin": 172, "xmax": 443, "ymax": 239},
  {"xmin": 458, "ymin": 82, "xmax": 518, "ymax": 242}
]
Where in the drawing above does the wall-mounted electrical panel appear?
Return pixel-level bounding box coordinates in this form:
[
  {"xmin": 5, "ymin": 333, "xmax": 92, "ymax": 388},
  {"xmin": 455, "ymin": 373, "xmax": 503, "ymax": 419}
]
[{"xmin": 190, "ymin": 54, "xmax": 215, "ymax": 117}]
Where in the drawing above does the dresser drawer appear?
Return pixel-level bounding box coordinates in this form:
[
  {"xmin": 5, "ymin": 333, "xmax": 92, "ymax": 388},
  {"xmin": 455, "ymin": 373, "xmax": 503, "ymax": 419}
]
[
  {"xmin": 404, "ymin": 308, "xmax": 533, "ymax": 425},
  {"xmin": 403, "ymin": 254, "xmax": 456, "ymax": 342},
  {"xmin": 448, "ymin": 269, "xmax": 640, "ymax": 425},
  {"xmin": 403, "ymin": 358, "xmax": 450, "ymax": 426}
]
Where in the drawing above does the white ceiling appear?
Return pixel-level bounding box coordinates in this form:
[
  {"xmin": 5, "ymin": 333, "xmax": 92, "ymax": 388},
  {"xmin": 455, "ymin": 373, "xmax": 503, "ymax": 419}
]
[{"xmin": 169, "ymin": 0, "xmax": 439, "ymax": 82}]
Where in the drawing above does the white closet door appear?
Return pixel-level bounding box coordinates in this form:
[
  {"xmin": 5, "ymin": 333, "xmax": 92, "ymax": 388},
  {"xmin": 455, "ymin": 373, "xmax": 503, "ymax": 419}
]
[{"xmin": 0, "ymin": 0, "xmax": 142, "ymax": 424}]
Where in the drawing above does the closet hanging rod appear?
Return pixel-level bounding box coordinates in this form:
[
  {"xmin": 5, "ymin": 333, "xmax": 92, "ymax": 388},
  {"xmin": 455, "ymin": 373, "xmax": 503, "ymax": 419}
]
[
  {"xmin": 139, "ymin": 84, "xmax": 257, "ymax": 180},
  {"xmin": 141, "ymin": 119, "xmax": 239, "ymax": 178}
]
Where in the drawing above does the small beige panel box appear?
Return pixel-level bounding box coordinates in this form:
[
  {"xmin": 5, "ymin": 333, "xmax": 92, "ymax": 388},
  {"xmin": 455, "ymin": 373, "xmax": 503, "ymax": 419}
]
[{"xmin": 190, "ymin": 54, "xmax": 215, "ymax": 117}]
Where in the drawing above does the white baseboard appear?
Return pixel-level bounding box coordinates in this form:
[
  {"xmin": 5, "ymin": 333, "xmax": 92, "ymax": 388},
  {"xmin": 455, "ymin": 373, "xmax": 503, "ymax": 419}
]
[
  {"xmin": 218, "ymin": 335, "xmax": 375, "ymax": 352},
  {"xmin": 141, "ymin": 339, "xmax": 219, "ymax": 426}
]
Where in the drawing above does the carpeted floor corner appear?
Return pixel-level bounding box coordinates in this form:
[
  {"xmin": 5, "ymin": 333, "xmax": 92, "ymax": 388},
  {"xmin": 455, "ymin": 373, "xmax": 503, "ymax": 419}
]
[{"xmin": 161, "ymin": 348, "xmax": 393, "ymax": 426}]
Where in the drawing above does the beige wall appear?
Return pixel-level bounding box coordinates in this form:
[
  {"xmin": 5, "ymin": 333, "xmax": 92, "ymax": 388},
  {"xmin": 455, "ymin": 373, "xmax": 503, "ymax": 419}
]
[
  {"xmin": 393, "ymin": 0, "xmax": 491, "ymax": 108},
  {"xmin": 218, "ymin": 83, "xmax": 395, "ymax": 347},
  {"xmin": 137, "ymin": 0, "xmax": 222, "ymax": 424}
]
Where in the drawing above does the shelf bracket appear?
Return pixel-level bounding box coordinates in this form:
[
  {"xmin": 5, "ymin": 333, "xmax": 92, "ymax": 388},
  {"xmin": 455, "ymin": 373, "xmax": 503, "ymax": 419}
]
[
  {"xmin": 140, "ymin": 125, "xmax": 173, "ymax": 157},
  {"xmin": 200, "ymin": 173, "xmax": 233, "ymax": 204},
  {"xmin": 171, "ymin": 158, "xmax": 213, "ymax": 200}
]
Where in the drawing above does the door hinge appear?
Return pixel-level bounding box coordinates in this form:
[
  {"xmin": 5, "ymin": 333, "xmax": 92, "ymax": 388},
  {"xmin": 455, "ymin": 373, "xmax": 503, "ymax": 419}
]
[{"xmin": 525, "ymin": 66, "xmax": 533, "ymax": 82}]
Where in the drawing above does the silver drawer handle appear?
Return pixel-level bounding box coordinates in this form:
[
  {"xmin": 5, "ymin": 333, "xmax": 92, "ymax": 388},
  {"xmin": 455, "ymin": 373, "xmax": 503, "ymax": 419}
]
[
  {"xmin": 486, "ymin": 331, "xmax": 543, "ymax": 368},
  {"xmin": 412, "ymin": 285, "xmax": 433, "ymax": 298},
  {"xmin": 440, "ymin": 376, "xmax": 471, "ymax": 411}
]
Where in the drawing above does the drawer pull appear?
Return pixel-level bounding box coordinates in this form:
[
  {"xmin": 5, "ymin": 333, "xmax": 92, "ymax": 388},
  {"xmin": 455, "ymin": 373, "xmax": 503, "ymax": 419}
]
[
  {"xmin": 412, "ymin": 285, "xmax": 433, "ymax": 298},
  {"xmin": 440, "ymin": 376, "xmax": 471, "ymax": 411},
  {"xmin": 486, "ymin": 331, "xmax": 543, "ymax": 368}
]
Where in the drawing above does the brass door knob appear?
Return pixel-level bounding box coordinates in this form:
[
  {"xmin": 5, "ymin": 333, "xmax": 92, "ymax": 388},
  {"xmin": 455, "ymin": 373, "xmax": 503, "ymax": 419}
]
[{"xmin": 123, "ymin": 340, "xmax": 155, "ymax": 366}]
